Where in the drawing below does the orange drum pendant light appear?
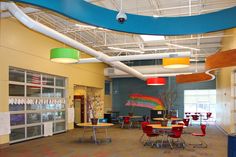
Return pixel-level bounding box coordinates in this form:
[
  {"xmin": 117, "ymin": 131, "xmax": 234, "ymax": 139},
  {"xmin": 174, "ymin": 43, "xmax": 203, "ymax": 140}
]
[
  {"xmin": 146, "ymin": 77, "xmax": 166, "ymax": 86},
  {"xmin": 162, "ymin": 57, "xmax": 190, "ymax": 68}
]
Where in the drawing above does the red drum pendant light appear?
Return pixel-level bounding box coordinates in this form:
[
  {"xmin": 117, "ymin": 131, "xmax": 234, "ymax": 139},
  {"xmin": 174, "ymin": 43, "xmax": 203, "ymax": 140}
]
[{"xmin": 146, "ymin": 77, "xmax": 166, "ymax": 86}]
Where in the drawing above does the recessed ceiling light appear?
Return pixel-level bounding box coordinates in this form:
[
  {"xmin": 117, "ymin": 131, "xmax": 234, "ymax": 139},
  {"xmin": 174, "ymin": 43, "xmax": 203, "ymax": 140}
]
[{"xmin": 140, "ymin": 35, "xmax": 165, "ymax": 42}]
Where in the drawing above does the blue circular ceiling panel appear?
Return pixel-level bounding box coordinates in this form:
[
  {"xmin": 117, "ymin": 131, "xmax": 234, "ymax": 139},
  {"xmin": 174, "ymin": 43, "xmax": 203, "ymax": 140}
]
[{"xmin": 12, "ymin": 0, "xmax": 236, "ymax": 36}]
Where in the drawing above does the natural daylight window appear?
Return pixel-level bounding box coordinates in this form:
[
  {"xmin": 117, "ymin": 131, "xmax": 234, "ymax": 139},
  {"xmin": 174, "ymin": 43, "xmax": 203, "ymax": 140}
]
[
  {"xmin": 184, "ymin": 89, "xmax": 216, "ymax": 121},
  {"xmin": 9, "ymin": 67, "xmax": 66, "ymax": 143}
]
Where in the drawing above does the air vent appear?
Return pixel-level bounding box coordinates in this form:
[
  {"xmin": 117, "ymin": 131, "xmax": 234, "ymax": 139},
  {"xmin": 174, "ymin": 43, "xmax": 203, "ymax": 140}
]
[
  {"xmin": 169, "ymin": 53, "xmax": 178, "ymax": 58},
  {"xmin": 107, "ymin": 68, "xmax": 115, "ymax": 74}
]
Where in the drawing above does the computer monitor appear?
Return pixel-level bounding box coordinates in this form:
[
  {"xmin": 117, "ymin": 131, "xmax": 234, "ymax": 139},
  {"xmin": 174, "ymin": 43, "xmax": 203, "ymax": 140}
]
[{"xmin": 150, "ymin": 110, "xmax": 167, "ymax": 120}]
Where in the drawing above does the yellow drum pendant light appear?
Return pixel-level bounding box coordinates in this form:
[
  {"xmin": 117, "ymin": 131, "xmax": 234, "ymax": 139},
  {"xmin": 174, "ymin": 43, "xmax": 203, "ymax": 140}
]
[{"xmin": 162, "ymin": 57, "xmax": 190, "ymax": 68}]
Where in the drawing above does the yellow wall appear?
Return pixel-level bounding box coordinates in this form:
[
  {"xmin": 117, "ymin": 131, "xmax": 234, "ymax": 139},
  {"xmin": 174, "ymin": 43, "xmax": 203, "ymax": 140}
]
[
  {"xmin": 216, "ymin": 28, "xmax": 236, "ymax": 133},
  {"xmin": 0, "ymin": 18, "xmax": 107, "ymax": 144},
  {"xmin": 104, "ymin": 78, "xmax": 112, "ymax": 113},
  {"xmin": 73, "ymin": 85, "xmax": 104, "ymax": 123}
]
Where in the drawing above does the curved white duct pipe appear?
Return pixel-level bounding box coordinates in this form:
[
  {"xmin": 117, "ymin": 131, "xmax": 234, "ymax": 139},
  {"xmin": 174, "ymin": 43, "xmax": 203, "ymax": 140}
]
[
  {"xmin": 104, "ymin": 63, "xmax": 205, "ymax": 78},
  {"xmin": 78, "ymin": 52, "xmax": 191, "ymax": 63},
  {"xmin": 2, "ymin": 2, "xmax": 146, "ymax": 80}
]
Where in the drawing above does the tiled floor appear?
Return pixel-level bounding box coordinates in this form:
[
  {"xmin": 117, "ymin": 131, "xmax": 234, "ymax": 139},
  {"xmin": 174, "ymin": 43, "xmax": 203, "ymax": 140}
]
[{"xmin": 0, "ymin": 124, "xmax": 227, "ymax": 157}]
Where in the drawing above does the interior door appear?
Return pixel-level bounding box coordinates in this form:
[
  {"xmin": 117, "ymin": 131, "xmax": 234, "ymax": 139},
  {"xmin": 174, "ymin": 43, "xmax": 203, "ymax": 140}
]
[
  {"xmin": 74, "ymin": 98, "xmax": 81, "ymax": 124},
  {"xmin": 74, "ymin": 95, "xmax": 85, "ymax": 124}
]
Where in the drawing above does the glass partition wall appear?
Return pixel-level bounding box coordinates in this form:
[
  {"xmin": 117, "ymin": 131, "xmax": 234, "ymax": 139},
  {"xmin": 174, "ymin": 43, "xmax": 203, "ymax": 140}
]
[{"xmin": 9, "ymin": 67, "xmax": 66, "ymax": 143}]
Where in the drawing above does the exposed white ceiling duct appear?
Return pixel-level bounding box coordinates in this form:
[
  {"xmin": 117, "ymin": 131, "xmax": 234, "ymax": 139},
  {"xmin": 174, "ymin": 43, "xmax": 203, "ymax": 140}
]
[
  {"xmin": 2, "ymin": 2, "xmax": 208, "ymax": 81},
  {"xmin": 0, "ymin": 7, "xmax": 40, "ymax": 18},
  {"xmin": 104, "ymin": 63, "xmax": 205, "ymax": 78},
  {"xmin": 2, "ymin": 2, "xmax": 146, "ymax": 80},
  {"xmin": 78, "ymin": 52, "xmax": 191, "ymax": 63}
]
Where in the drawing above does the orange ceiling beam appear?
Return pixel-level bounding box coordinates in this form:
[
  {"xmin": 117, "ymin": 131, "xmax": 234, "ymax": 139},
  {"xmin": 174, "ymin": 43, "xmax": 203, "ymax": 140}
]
[
  {"xmin": 176, "ymin": 49, "xmax": 236, "ymax": 84},
  {"xmin": 205, "ymin": 49, "xmax": 236, "ymax": 70},
  {"xmin": 176, "ymin": 72, "xmax": 213, "ymax": 84}
]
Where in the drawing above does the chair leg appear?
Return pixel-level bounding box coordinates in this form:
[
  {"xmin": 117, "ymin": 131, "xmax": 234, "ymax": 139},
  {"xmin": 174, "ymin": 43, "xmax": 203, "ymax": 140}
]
[
  {"xmin": 181, "ymin": 137, "xmax": 186, "ymax": 149},
  {"xmin": 167, "ymin": 137, "xmax": 173, "ymax": 149},
  {"xmin": 161, "ymin": 135, "xmax": 165, "ymax": 148},
  {"xmin": 129, "ymin": 122, "xmax": 132, "ymax": 128},
  {"xmin": 139, "ymin": 133, "xmax": 144, "ymax": 142},
  {"xmin": 144, "ymin": 137, "xmax": 151, "ymax": 146}
]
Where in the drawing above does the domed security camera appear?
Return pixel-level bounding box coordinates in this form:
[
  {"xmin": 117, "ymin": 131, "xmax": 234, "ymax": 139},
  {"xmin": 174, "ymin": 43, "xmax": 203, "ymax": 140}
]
[{"xmin": 116, "ymin": 11, "xmax": 127, "ymax": 24}]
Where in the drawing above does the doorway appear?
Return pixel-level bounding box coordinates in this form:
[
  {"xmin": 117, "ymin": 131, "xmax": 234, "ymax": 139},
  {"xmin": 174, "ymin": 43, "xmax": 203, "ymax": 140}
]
[{"xmin": 74, "ymin": 95, "xmax": 85, "ymax": 127}]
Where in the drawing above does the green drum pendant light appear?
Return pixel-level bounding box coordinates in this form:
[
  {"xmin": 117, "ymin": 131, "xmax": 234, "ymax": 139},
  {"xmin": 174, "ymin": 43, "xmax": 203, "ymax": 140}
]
[{"xmin": 50, "ymin": 48, "xmax": 79, "ymax": 63}]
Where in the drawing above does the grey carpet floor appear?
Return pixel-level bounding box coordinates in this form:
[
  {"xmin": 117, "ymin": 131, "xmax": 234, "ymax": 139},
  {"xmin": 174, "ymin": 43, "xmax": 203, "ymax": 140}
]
[{"xmin": 0, "ymin": 124, "xmax": 227, "ymax": 157}]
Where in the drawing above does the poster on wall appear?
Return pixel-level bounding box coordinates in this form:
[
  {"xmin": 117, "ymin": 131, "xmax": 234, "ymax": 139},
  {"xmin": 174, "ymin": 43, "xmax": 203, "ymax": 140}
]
[
  {"xmin": 0, "ymin": 112, "xmax": 11, "ymax": 136},
  {"xmin": 68, "ymin": 107, "xmax": 74, "ymax": 123}
]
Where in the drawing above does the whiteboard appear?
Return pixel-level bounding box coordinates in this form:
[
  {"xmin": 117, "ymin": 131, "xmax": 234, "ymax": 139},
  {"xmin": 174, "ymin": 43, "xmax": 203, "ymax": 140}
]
[{"xmin": 0, "ymin": 112, "xmax": 11, "ymax": 136}]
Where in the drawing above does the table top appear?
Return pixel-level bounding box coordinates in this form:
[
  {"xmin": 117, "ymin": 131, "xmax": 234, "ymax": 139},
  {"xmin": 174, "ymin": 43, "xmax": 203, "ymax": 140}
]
[
  {"xmin": 147, "ymin": 124, "xmax": 184, "ymax": 129},
  {"xmin": 119, "ymin": 116, "xmax": 143, "ymax": 119},
  {"xmin": 153, "ymin": 117, "xmax": 183, "ymax": 121},
  {"xmin": 77, "ymin": 123, "xmax": 114, "ymax": 127}
]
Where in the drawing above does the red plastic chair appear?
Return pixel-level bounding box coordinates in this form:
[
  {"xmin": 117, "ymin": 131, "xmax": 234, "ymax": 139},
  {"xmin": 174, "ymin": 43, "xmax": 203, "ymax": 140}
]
[
  {"xmin": 191, "ymin": 115, "xmax": 199, "ymax": 125},
  {"xmin": 191, "ymin": 124, "xmax": 207, "ymax": 148},
  {"xmin": 167, "ymin": 126, "xmax": 185, "ymax": 149},
  {"xmin": 207, "ymin": 112, "xmax": 212, "ymax": 118},
  {"xmin": 203, "ymin": 112, "xmax": 213, "ymax": 125},
  {"xmin": 183, "ymin": 118, "xmax": 190, "ymax": 127},
  {"xmin": 185, "ymin": 112, "xmax": 191, "ymax": 118},
  {"xmin": 143, "ymin": 126, "xmax": 159, "ymax": 146},
  {"xmin": 139, "ymin": 121, "xmax": 150, "ymax": 142},
  {"xmin": 121, "ymin": 116, "xmax": 132, "ymax": 128}
]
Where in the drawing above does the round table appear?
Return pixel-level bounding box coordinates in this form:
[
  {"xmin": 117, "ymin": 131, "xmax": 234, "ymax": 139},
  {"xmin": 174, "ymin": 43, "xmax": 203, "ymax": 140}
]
[
  {"xmin": 77, "ymin": 123, "xmax": 114, "ymax": 127},
  {"xmin": 119, "ymin": 116, "xmax": 143, "ymax": 119},
  {"xmin": 153, "ymin": 117, "xmax": 183, "ymax": 121},
  {"xmin": 119, "ymin": 116, "xmax": 143, "ymax": 128},
  {"xmin": 77, "ymin": 123, "xmax": 114, "ymax": 144},
  {"xmin": 148, "ymin": 124, "xmax": 184, "ymax": 129},
  {"xmin": 147, "ymin": 124, "xmax": 185, "ymax": 149}
]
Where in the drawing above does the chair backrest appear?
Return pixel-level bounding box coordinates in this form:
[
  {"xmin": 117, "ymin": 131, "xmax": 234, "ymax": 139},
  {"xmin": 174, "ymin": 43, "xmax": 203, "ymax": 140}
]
[
  {"xmin": 99, "ymin": 118, "xmax": 108, "ymax": 123},
  {"xmin": 192, "ymin": 115, "xmax": 199, "ymax": 120},
  {"xmin": 206, "ymin": 112, "xmax": 212, "ymax": 119},
  {"xmin": 123, "ymin": 116, "xmax": 130, "ymax": 124},
  {"xmin": 141, "ymin": 121, "xmax": 149, "ymax": 130},
  {"xmin": 183, "ymin": 118, "xmax": 190, "ymax": 126},
  {"xmin": 201, "ymin": 124, "xmax": 207, "ymax": 135},
  {"xmin": 171, "ymin": 126, "xmax": 183, "ymax": 138},
  {"xmin": 144, "ymin": 126, "xmax": 154, "ymax": 135}
]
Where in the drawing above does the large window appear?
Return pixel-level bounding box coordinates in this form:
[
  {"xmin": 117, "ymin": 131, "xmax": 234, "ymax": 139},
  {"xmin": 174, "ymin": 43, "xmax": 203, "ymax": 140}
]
[
  {"xmin": 9, "ymin": 67, "xmax": 66, "ymax": 143},
  {"xmin": 184, "ymin": 89, "xmax": 216, "ymax": 120}
]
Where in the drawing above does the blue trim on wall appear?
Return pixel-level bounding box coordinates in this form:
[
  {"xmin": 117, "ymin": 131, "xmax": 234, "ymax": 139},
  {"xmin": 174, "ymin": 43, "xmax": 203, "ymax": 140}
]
[{"xmin": 12, "ymin": 0, "xmax": 236, "ymax": 35}]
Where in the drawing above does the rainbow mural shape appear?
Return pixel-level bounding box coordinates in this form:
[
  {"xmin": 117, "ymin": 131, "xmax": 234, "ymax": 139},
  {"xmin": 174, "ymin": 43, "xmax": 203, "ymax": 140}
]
[{"xmin": 126, "ymin": 94, "xmax": 165, "ymax": 110}]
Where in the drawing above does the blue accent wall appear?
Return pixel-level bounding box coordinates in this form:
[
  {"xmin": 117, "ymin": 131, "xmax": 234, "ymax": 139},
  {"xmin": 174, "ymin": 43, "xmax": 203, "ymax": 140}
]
[
  {"xmin": 13, "ymin": 0, "xmax": 236, "ymax": 35},
  {"xmin": 112, "ymin": 77, "xmax": 216, "ymax": 118}
]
